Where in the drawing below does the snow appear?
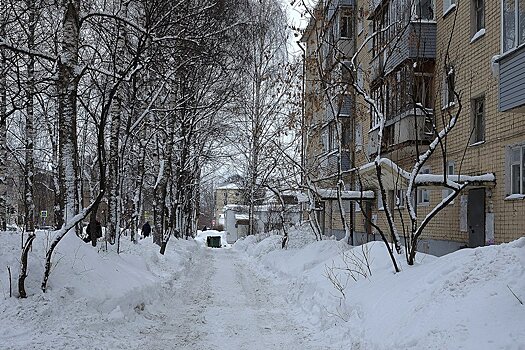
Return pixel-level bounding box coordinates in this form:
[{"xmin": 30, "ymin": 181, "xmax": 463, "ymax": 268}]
[
  {"xmin": 194, "ymin": 229, "xmax": 230, "ymax": 248},
  {"xmin": 235, "ymin": 226, "xmax": 525, "ymax": 349},
  {"xmin": 505, "ymin": 194, "xmax": 525, "ymax": 200},
  {"xmin": 1, "ymin": 226, "xmax": 524, "ymax": 349},
  {"xmin": 415, "ymin": 173, "xmax": 496, "ymax": 185},
  {"xmin": 443, "ymin": 3, "xmax": 457, "ymax": 17},
  {"xmin": 216, "ymin": 183, "xmax": 241, "ymax": 190},
  {"xmin": 316, "ymin": 188, "xmax": 375, "ymax": 199},
  {"xmin": 470, "ymin": 28, "xmax": 486, "ymax": 43}
]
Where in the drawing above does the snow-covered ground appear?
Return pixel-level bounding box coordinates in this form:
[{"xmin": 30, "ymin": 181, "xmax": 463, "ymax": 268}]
[{"xmin": 1, "ymin": 226, "xmax": 524, "ymax": 349}]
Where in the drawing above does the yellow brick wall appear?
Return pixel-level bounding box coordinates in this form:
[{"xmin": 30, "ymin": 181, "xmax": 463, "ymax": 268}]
[{"xmin": 349, "ymin": 0, "xmax": 525, "ymax": 245}]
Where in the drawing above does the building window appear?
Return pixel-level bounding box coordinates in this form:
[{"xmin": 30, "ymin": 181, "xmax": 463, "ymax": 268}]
[
  {"xmin": 341, "ymin": 119, "xmax": 351, "ymax": 147},
  {"xmin": 416, "ymin": 0, "xmax": 434, "ymax": 20},
  {"xmin": 509, "ymin": 145, "xmax": 525, "ymax": 194},
  {"xmin": 502, "ymin": 0, "xmax": 525, "ymax": 52},
  {"xmin": 443, "ymin": 0, "xmax": 456, "ymax": 15},
  {"xmin": 328, "ymin": 123, "xmax": 337, "ymax": 151},
  {"xmin": 377, "ymin": 190, "xmax": 384, "ymax": 210},
  {"xmin": 472, "ymin": 96, "xmax": 485, "ymax": 143},
  {"xmin": 355, "ymin": 181, "xmax": 362, "ymax": 211},
  {"xmin": 414, "ymin": 73, "xmax": 434, "ymax": 109},
  {"xmin": 443, "ymin": 64, "xmax": 455, "ymax": 108},
  {"xmin": 355, "ymin": 122, "xmax": 363, "ymax": 151},
  {"xmin": 442, "ymin": 161, "xmax": 455, "ymax": 199},
  {"xmin": 472, "ymin": 0, "xmax": 485, "ymax": 33},
  {"xmin": 370, "ymin": 87, "xmax": 383, "ymax": 129},
  {"xmin": 389, "ymin": 189, "xmax": 406, "ymax": 209},
  {"xmin": 357, "ymin": 64, "xmax": 364, "ymax": 90},
  {"xmin": 368, "ymin": 22, "xmax": 374, "ymax": 51},
  {"xmin": 340, "ymin": 9, "xmax": 353, "ymax": 38},
  {"xmin": 417, "ymin": 167, "xmax": 430, "ymax": 205},
  {"xmin": 358, "ymin": 7, "xmax": 364, "ymax": 35}
]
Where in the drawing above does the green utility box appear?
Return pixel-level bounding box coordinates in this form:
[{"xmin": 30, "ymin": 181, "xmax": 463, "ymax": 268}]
[{"xmin": 206, "ymin": 236, "xmax": 221, "ymax": 248}]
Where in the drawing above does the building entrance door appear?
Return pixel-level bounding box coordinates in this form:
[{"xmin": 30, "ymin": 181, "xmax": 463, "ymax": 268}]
[{"xmin": 467, "ymin": 188, "xmax": 485, "ymax": 248}]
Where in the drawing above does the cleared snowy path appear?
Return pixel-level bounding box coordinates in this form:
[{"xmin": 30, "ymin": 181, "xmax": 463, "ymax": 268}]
[{"xmin": 135, "ymin": 248, "xmax": 329, "ymax": 350}]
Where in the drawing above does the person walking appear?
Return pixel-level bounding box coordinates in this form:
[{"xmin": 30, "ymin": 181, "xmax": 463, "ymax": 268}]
[{"xmin": 142, "ymin": 221, "xmax": 151, "ymax": 238}]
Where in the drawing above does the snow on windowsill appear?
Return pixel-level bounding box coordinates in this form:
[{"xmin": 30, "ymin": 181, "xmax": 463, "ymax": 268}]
[
  {"xmin": 368, "ymin": 124, "xmax": 380, "ymax": 133},
  {"xmin": 410, "ymin": 19, "xmax": 437, "ymax": 24},
  {"xmin": 470, "ymin": 29, "xmax": 485, "ymax": 44},
  {"xmin": 469, "ymin": 140, "xmax": 485, "ymax": 147},
  {"xmin": 443, "ymin": 4, "xmax": 456, "ymax": 18},
  {"xmin": 505, "ymin": 194, "xmax": 525, "ymax": 200},
  {"xmin": 441, "ymin": 102, "xmax": 456, "ymax": 111}
]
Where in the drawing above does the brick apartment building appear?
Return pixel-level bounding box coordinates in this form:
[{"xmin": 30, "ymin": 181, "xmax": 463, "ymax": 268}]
[{"xmin": 301, "ymin": 0, "xmax": 525, "ymax": 255}]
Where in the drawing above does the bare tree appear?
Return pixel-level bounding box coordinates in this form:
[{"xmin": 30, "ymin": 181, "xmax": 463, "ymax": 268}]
[{"xmin": 227, "ymin": 0, "xmax": 294, "ymax": 236}]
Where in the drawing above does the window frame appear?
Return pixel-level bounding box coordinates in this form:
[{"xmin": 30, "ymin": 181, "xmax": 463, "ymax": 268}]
[
  {"xmin": 417, "ymin": 167, "xmax": 431, "ymax": 206},
  {"xmin": 389, "ymin": 189, "xmax": 406, "ymax": 209},
  {"xmin": 471, "ymin": 96, "xmax": 485, "ymax": 144},
  {"xmin": 377, "ymin": 190, "xmax": 384, "ymax": 211},
  {"xmin": 509, "ymin": 144, "xmax": 525, "ymax": 195},
  {"xmin": 357, "ymin": 7, "xmax": 364, "ymax": 35},
  {"xmin": 501, "ymin": 0, "xmax": 525, "ymax": 53},
  {"xmin": 473, "ymin": 0, "xmax": 485, "ymax": 33},
  {"xmin": 415, "ymin": 0, "xmax": 435, "ymax": 20},
  {"xmin": 443, "ymin": 0, "xmax": 457, "ymax": 16},
  {"xmin": 442, "ymin": 161, "xmax": 456, "ymax": 200},
  {"xmin": 339, "ymin": 9, "xmax": 353, "ymax": 39},
  {"xmin": 442, "ymin": 64, "xmax": 456, "ymax": 109}
]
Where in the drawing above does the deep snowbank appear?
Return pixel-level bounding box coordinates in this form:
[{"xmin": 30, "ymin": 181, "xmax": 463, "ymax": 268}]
[
  {"xmin": 235, "ymin": 225, "xmax": 525, "ymax": 349},
  {"xmin": 0, "ymin": 230, "xmax": 201, "ymax": 327}
]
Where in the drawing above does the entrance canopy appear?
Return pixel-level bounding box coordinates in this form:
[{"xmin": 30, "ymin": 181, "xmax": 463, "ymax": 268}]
[
  {"xmin": 317, "ymin": 188, "xmax": 375, "ymax": 200},
  {"xmin": 357, "ymin": 158, "xmax": 495, "ymax": 190}
]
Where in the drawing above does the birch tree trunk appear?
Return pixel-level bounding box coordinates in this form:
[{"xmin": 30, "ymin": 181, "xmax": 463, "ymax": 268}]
[
  {"xmin": 42, "ymin": 0, "xmax": 82, "ymax": 289},
  {"xmin": 57, "ymin": 0, "xmax": 80, "ymax": 229},
  {"xmin": 24, "ymin": 0, "xmax": 36, "ymax": 232},
  {"xmin": 0, "ymin": 9, "xmax": 7, "ymax": 231},
  {"xmin": 106, "ymin": 3, "xmax": 127, "ymax": 245}
]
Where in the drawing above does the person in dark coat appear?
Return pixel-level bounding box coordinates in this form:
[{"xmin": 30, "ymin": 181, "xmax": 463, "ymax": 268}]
[
  {"xmin": 84, "ymin": 220, "xmax": 103, "ymax": 243},
  {"xmin": 142, "ymin": 221, "xmax": 151, "ymax": 238}
]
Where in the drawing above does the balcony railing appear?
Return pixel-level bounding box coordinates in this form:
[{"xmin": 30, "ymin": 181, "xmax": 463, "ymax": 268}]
[{"xmin": 367, "ymin": 108, "xmax": 433, "ymax": 157}]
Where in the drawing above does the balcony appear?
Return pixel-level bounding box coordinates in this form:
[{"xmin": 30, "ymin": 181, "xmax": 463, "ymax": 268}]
[
  {"xmin": 367, "ymin": 108, "xmax": 433, "ymax": 158},
  {"xmin": 319, "ymin": 149, "xmax": 352, "ymax": 176},
  {"xmin": 370, "ymin": 21, "xmax": 436, "ymax": 81},
  {"xmin": 336, "ymin": 37, "xmax": 354, "ymax": 59},
  {"xmin": 385, "ymin": 21, "xmax": 436, "ymax": 73},
  {"xmin": 498, "ymin": 45, "xmax": 525, "ymax": 112},
  {"xmin": 334, "ymin": 0, "xmax": 355, "ymax": 7}
]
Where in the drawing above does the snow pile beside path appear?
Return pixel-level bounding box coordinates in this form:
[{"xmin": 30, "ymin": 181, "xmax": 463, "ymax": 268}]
[
  {"xmin": 194, "ymin": 229, "xmax": 230, "ymax": 248},
  {"xmin": 233, "ymin": 223, "xmax": 322, "ymax": 255},
  {"xmin": 239, "ymin": 227, "xmax": 525, "ymax": 349},
  {"xmin": 0, "ymin": 230, "xmax": 200, "ymax": 316}
]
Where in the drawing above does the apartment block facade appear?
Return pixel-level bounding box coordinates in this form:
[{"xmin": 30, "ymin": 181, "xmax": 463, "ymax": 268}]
[{"xmin": 302, "ymin": 0, "xmax": 525, "ymax": 255}]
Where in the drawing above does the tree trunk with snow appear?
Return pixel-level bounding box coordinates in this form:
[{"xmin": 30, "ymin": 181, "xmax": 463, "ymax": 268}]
[
  {"xmin": 0, "ymin": 11, "xmax": 7, "ymax": 231},
  {"xmin": 106, "ymin": 3, "xmax": 128, "ymax": 246},
  {"xmin": 23, "ymin": 0, "xmax": 36, "ymax": 233},
  {"xmin": 18, "ymin": 233, "xmax": 35, "ymax": 298},
  {"xmin": 57, "ymin": 0, "xmax": 80, "ymax": 229}
]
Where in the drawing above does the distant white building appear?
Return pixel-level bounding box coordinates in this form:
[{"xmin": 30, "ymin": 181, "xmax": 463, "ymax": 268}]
[
  {"xmin": 222, "ymin": 191, "xmax": 302, "ymax": 243},
  {"xmin": 214, "ymin": 183, "xmax": 243, "ymax": 228}
]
